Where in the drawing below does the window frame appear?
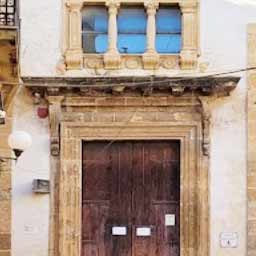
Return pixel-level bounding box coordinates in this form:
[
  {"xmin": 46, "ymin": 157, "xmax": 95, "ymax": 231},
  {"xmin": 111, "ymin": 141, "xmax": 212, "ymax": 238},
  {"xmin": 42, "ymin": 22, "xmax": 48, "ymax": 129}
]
[{"xmin": 63, "ymin": 0, "xmax": 199, "ymax": 70}]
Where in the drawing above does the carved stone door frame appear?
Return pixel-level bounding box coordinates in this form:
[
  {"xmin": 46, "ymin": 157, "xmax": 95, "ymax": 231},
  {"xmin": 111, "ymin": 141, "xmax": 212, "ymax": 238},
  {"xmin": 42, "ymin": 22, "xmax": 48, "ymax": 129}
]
[{"xmin": 59, "ymin": 121, "xmax": 209, "ymax": 256}]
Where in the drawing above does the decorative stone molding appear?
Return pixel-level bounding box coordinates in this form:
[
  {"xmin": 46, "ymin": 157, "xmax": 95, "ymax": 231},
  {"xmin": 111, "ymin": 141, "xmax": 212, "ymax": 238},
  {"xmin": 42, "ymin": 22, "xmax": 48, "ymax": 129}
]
[
  {"xmin": 160, "ymin": 55, "xmax": 179, "ymax": 69},
  {"xmin": 172, "ymin": 86, "xmax": 185, "ymax": 96},
  {"xmin": 83, "ymin": 54, "xmax": 179, "ymax": 70},
  {"xmin": 142, "ymin": 1, "xmax": 159, "ymax": 69},
  {"xmin": 103, "ymin": 1, "xmax": 121, "ymax": 69},
  {"xmin": 84, "ymin": 55, "xmax": 104, "ymax": 69},
  {"xmin": 47, "ymin": 95, "xmax": 64, "ymax": 156},
  {"xmin": 179, "ymin": 1, "xmax": 198, "ymax": 70},
  {"xmin": 197, "ymin": 97, "xmax": 211, "ymax": 156},
  {"xmin": 59, "ymin": 121, "xmax": 207, "ymax": 256},
  {"xmin": 65, "ymin": 1, "xmax": 83, "ymax": 69},
  {"xmin": 63, "ymin": 0, "xmax": 200, "ymax": 71},
  {"xmin": 23, "ymin": 76, "xmax": 239, "ymax": 98}
]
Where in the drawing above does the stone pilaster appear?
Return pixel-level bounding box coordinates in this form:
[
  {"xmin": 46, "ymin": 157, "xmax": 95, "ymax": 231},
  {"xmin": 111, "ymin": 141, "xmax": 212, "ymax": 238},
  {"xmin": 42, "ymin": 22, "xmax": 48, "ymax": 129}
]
[
  {"xmin": 104, "ymin": 1, "xmax": 121, "ymax": 69},
  {"xmin": 65, "ymin": 2, "xmax": 83, "ymax": 70},
  {"xmin": 142, "ymin": 1, "xmax": 159, "ymax": 70},
  {"xmin": 47, "ymin": 95, "xmax": 64, "ymax": 256},
  {"xmin": 179, "ymin": 1, "xmax": 198, "ymax": 70}
]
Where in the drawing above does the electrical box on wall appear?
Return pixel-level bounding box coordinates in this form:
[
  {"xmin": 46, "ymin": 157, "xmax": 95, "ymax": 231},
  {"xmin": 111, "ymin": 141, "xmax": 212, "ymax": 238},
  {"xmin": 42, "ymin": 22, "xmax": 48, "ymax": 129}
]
[
  {"xmin": 32, "ymin": 179, "xmax": 50, "ymax": 193},
  {"xmin": 220, "ymin": 232, "xmax": 238, "ymax": 248}
]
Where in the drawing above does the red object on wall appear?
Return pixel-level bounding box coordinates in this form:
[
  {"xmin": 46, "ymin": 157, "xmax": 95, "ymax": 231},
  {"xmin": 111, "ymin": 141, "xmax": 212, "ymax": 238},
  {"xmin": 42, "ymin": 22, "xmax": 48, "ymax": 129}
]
[{"xmin": 37, "ymin": 107, "xmax": 49, "ymax": 119}]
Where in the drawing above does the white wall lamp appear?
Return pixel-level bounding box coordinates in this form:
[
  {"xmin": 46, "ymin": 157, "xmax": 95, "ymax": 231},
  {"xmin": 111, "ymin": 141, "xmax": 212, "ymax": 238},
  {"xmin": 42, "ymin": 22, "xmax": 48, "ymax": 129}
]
[{"xmin": 0, "ymin": 131, "xmax": 32, "ymax": 162}]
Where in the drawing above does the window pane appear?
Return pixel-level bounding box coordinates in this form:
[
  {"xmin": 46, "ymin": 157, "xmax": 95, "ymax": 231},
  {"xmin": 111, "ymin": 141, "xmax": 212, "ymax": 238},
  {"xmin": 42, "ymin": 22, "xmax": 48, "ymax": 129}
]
[
  {"xmin": 118, "ymin": 35, "xmax": 146, "ymax": 54},
  {"xmin": 118, "ymin": 8, "xmax": 146, "ymax": 33},
  {"xmin": 95, "ymin": 35, "xmax": 108, "ymax": 53},
  {"xmin": 156, "ymin": 7, "xmax": 181, "ymax": 53},
  {"xmin": 156, "ymin": 8, "xmax": 181, "ymax": 34},
  {"xmin": 82, "ymin": 6, "xmax": 108, "ymax": 53},
  {"xmin": 156, "ymin": 35, "xmax": 181, "ymax": 53},
  {"xmin": 118, "ymin": 7, "xmax": 146, "ymax": 53}
]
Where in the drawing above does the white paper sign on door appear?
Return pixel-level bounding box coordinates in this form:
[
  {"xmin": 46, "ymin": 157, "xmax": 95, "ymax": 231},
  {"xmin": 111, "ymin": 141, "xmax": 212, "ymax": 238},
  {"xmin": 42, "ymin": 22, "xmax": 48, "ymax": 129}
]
[
  {"xmin": 136, "ymin": 227, "xmax": 151, "ymax": 236},
  {"xmin": 112, "ymin": 227, "xmax": 127, "ymax": 236},
  {"xmin": 165, "ymin": 214, "xmax": 175, "ymax": 226}
]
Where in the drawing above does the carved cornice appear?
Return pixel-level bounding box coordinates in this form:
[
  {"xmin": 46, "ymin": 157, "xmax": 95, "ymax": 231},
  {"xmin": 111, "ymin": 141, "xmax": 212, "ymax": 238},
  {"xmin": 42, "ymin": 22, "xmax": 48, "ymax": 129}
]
[{"xmin": 23, "ymin": 76, "xmax": 240, "ymax": 98}]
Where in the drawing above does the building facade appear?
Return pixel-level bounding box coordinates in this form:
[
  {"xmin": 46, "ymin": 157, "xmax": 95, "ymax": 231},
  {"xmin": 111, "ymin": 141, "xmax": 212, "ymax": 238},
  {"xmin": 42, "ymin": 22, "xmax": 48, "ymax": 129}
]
[{"xmin": 1, "ymin": 0, "xmax": 256, "ymax": 256}]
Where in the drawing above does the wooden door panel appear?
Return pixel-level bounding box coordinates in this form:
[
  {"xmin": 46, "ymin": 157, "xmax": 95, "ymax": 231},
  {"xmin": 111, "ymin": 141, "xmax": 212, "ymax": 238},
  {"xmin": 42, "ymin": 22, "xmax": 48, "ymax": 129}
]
[
  {"xmin": 132, "ymin": 226, "xmax": 157, "ymax": 256},
  {"xmin": 132, "ymin": 141, "xmax": 180, "ymax": 256},
  {"xmin": 82, "ymin": 141, "xmax": 180, "ymax": 256},
  {"xmin": 82, "ymin": 242, "xmax": 99, "ymax": 256},
  {"xmin": 82, "ymin": 142, "xmax": 133, "ymax": 256},
  {"xmin": 106, "ymin": 142, "xmax": 132, "ymax": 256},
  {"xmin": 154, "ymin": 203, "xmax": 180, "ymax": 255}
]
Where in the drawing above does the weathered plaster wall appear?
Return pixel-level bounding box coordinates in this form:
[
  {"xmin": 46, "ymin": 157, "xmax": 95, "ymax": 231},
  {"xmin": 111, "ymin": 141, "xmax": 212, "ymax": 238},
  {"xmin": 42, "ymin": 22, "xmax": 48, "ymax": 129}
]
[
  {"xmin": 16, "ymin": 1, "xmax": 256, "ymax": 256},
  {"xmin": 201, "ymin": 2, "xmax": 255, "ymax": 256},
  {"xmin": 12, "ymin": 88, "xmax": 50, "ymax": 256},
  {"xmin": 20, "ymin": 0, "xmax": 62, "ymax": 76}
]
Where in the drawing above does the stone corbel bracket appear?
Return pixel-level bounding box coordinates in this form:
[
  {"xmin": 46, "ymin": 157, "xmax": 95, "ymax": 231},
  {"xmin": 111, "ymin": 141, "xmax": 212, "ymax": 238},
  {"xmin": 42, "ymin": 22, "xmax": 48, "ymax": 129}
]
[
  {"xmin": 46, "ymin": 89, "xmax": 64, "ymax": 157},
  {"xmin": 197, "ymin": 97, "xmax": 211, "ymax": 156}
]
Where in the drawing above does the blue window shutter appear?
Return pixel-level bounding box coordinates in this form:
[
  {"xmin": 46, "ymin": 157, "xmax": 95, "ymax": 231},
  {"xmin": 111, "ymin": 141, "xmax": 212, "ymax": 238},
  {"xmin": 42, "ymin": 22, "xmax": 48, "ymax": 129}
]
[
  {"xmin": 95, "ymin": 35, "xmax": 108, "ymax": 53},
  {"xmin": 94, "ymin": 15, "xmax": 108, "ymax": 33},
  {"xmin": 118, "ymin": 35, "xmax": 146, "ymax": 54},
  {"xmin": 156, "ymin": 7, "xmax": 182, "ymax": 53},
  {"xmin": 118, "ymin": 8, "xmax": 147, "ymax": 33},
  {"xmin": 117, "ymin": 7, "xmax": 147, "ymax": 54},
  {"xmin": 156, "ymin": 35, "xmax": 181, "ymax": 53},
  {"xmin": 156, "ymin": 8, "xmax": 181, "ymax": 33}
]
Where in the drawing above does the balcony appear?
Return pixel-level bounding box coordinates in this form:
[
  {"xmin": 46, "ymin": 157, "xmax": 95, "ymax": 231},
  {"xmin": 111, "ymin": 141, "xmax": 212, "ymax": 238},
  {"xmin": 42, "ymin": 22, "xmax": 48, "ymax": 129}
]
[
  {"xmin": 0, "ymin": 0, "xmax": 17, "ymax": 26},
  {"xmin": 0, "ymin": 0, "xmax": 18, "ymax": 38}
]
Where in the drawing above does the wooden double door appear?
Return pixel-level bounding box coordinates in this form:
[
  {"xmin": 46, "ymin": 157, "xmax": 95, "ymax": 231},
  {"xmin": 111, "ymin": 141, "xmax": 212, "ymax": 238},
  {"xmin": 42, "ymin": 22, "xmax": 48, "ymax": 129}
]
[{"xmin": 82, "ymin": 141, "xmax": 180, "ymax": 256}]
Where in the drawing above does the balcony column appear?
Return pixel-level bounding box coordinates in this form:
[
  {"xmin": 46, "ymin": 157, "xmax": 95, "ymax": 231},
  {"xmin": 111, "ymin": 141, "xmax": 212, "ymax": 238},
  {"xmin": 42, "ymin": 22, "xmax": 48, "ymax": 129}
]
[
  {"xmin": 180, "ymin": 1, "xmax": 198, "ymax": 70},
  {"xmin": 142, "ymin": 2, "xmax": 159, "ymax": 70},
  {"xmin": 104, "ymin": 1, "xmax": 121, "ymax": 69},
  {"xmin": 65, "ymin": 2, "xmax": 83, "ymax": 70}
]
